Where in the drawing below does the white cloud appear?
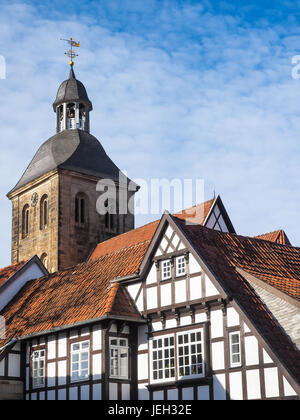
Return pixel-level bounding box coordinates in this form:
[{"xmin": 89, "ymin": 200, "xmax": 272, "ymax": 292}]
[{"xmin": 0, "ymin": 1, "xmax": 299, "ymax": 267}]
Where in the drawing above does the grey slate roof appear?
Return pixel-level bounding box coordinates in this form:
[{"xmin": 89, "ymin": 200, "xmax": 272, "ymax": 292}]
[
  {"xmin": 8, "ymin": 130, "xmax": 129, "ymax": 194},
  {"xmin": 53, "ymin": 66, "xmax": 93, "ymax": 111}
]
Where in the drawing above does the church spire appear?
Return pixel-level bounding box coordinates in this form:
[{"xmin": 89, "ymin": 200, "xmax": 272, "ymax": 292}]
[{"xmin": 53, "ymin": 38, "xmax": 91, "ymax": 133}]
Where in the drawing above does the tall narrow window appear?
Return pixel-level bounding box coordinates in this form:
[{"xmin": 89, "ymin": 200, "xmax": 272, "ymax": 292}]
[
  {"xmin": 161, "ymin": 260, "xmax": 171, "ymax": 280},
  {"xmin": 79, "ymin": 104, "xmax": 86, "ymax": 130},
  {"xmin": 22, "ymin": 205, "xmax": 30, "ymax": 238},
  {"xmin": 176, "ymin": 256, "xmax": 186, "ymax": 277},
  {"xmin": 40, "ymin": 253, "xmax": 48, "ymax": 269},
  {"xmin": 58, "ymin": 105, "xmax": 64, "ymax": 132},
  {"xmin": 70, "ymin": 341, "xmax": 90, "ymax": 382},
  {"xmin": 75, "ymin": 193, "xmax": 88, "ymax": 225},
  {"xmin": 151, "ymin": 335, "xmax": 175, "ymax": 382},
  {"xmin": 229, "ymin": 332, "xmax": 241, "ymax": 367},
  {"xmin": 105, "ymin": 199, "xmax": 117, "ymax": 232},
  {"xmin": 32, "ymin": 349, "xmax": 45, "ymax": 388},
  {"xmin": 40, "ymin": 195, "xmax": 48, "ymax": 230},
  {"xmin": 67, "ymin": 103, "xmax": 76, "ymax": 129},
  {"xmin": 177, "ymin": 329, "xmax": 204, "ymax": 378},
  {"xmin": 109, "ymin": 338, "xmax": 129, "ymax": 379}
]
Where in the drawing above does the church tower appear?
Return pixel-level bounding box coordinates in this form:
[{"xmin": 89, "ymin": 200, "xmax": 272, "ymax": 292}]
[{"xmin": 7, "ymin": 64, "xmax": 137, "ymax": 273}]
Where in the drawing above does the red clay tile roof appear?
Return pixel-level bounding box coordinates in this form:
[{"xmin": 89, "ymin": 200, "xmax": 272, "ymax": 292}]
[
  {"xmin": 255, "ymin": 230, "xmax": 291, "ymax": 246},
  {"xmin": 173, "ymin": 216, "xmax": 300, "ymax": 382},
  {"xmin": 90, "ymin": 199, "xmax": 216, "ymax": 261},
  {"xmin": 174, "ymin": 198, "xmax": 215, "ymax": 225},
  {"xmin": 0, "ymin": 261, "xmax": 27, "ymax": 287},
  {"xmin": 0, "ymin": 244, "xmax": 146, "ymax": 348}
]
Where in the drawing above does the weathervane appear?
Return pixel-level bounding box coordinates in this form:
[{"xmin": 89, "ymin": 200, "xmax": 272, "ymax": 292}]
[{"xmin": 60, "ymin": 37, "xmax": 80, "ymax": 66}]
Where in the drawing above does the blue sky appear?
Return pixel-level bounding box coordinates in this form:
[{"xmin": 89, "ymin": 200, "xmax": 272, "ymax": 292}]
[{"xmin": 0, "ymin": 0, "xmax": 300, "ymax": 267}]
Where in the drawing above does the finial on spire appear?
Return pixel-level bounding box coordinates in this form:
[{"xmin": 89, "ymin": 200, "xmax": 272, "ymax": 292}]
[{"xmin": 60, "ymin": 37, "xmax": 80, "ymax": 67}]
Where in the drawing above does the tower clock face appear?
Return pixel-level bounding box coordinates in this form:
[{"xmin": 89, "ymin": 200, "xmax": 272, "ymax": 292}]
[{"xmin": 31, "ymin": 192, "xmax": 39, "ymax": 207}]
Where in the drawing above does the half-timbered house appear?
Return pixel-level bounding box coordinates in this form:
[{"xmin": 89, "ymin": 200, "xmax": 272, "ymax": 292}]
[{"xmin": 0, "ymin": 64, "xmax": 299, "ymax": 400}]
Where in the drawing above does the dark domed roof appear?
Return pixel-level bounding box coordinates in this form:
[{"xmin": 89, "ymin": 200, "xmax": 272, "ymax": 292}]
[
  {"xmin": 8, "ymin": 130, "xmax": 133, "ymax": 195},
  {"xmin": 53, "ymin": 66, "xmax": 93, "ymax": 111}
]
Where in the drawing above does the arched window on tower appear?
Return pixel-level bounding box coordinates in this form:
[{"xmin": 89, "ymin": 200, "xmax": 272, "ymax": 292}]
[
  {"xmin": 58, "ymin": 105, "xmax": 64, "ymax": 132},
  {"xmin": 79, "ymin": 104, "xmax": 86, "ymax": 130},
  {"xmin": 75, "ymin": 193, "xmax": 88, "ymax": 225},
  {"xmin": 40, "ymin": 253, "xmax": 48, "ymax": 270},
  {"xmin": 105, "ymin": 199, "xmax": 117, "ymax": 232},
  {"xmin": 22, "ymin": 204, "xmax": 30, "ymax": 239},
  {"xmin": 40, "ymin": 195, "xmax": 48, "ymax": 230},
  {"xmin": 67, "ymin": 103, "xmax": 76, "ymax": 129}
]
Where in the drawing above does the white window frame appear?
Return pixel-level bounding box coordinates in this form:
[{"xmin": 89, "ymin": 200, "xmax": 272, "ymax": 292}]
[
  {"xmin": 150, "ymin": 328, "xmax": 205, "ymax": 384},
  {"xmin": 229, "ymin": 331, "xmax": 242, "ymax": 367},
  {"xmin": 150, "ymin": 334, "xmax": 176, "ymax": 384},
  {"xmin": 175, "ymin": 256, "xmax": 186, "ymax": 277},
  {"xmin": 32, "ymin": 349, "xmax": 46, "ymax": 388},
  {"xmin": 177, "ymin": 328, "xmax": 204, "ymax": 380},
  {"xmin": 161, "ymin": 259, "xmax": 171, "ymax": 281},
  {"xmin": 109, "ymin": 337, "xmax": 129, "ymax": 380},
  {"xmin": 70, "ymin": 340, "xmax": 90, "ymax": 383}
]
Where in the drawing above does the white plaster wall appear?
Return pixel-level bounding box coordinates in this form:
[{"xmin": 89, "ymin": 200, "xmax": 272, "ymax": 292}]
[
  {"xmin": 161, "ymin": 283, "xmax": 172, "ymax": 306},
  {"xmin": 190, "ymin": 276, "xmax": 202, "ymax": 300},
  {"xmin": 47, "ymin": 336, "xmax": 56, "ymax": 360},
  {"xmin": 147, "ymin": 287, "xmax": 157, "ymax": 310},
  {"xmin": 205, "ymin": 275, "xmax": 219, "ymax": 297},
  {"xmin": 212, "ymin": 341, "xmax": 225, "ymax": 371},
  {"xmin": 246, "ymin": 369, "xmax": 261, "ymax": 400},
  {"xmin": 189, "ymin": 254, "xmax": 200, "ymax": 275},
  {"xmin": 58, "ymin": 360, "xmax": 67, "ymax": 386},
  {"xmin": 210, "ymin": 310, "xmax": 223, "ymax": 339},
  {"xmin": 229, "ymin": 371, "xmax": 243, "ymax": 400},
  {"xmin": 245, "ymin": 336, "xmax": 259, "ymax": 366},
  {"xmin": 92, "ymin": 325, "xmax": 102, "ymax": 351},
  {"xmin": 175, "ymin": 280, "xmax": 186, "ymax": 303},
  {"xmin": 227, "ymin": 307, "xmax": 239, "ymax": 327},
  {"xmin": 213, "ymin": 374, "xmax": 226, "ymax": 400},
  {"xmin": 264, "ymin": 367, "xmax": 279, "ymax": 398},
  {"xmin": 138, "ymin": 354, "xmax": 148, "ymax": 381}
]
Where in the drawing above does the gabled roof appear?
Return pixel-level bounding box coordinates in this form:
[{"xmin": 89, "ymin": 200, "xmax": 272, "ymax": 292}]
[
  {"xmin": 255, "ymin": 230, "xmax": 291, "ymax": 246},
  {"xmin": 0, "ymin": 244, "xmax": 146, "ymax": 349},
  {"xmin": 172, "ymin": 216, "xmax": 300, "ymax": 382},
  {"xmin": 90, "ymin": 197, "xmax": 220, "ymax": 261},
  {"xmin": 0, "ymin": 261, "xmax": 27, "ymax": 287}
]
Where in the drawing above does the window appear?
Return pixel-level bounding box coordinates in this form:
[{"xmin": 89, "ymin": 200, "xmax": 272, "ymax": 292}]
[
  {"xmin": 22, "ymin": 204, "xmax": 30, "ymax": 238},
  {"xmin": 67, "ymin": 103, "xmax": 76, "ymax": 129},
  {"xmin": 79, "ymin": 104, "xmax": 86, "ymax": 130},
  {"xmin": 40, "ymin": 253, "xmax": 48, "ymax": 269},
  {"xmin": 177, "ymin": 330, "xmax": 204, "ymax": 378},
  {"xmin": 32, "ymin": 350, "xmax": 45, "ymax": 388},
  {"xmin": 58, "ymin": 105, "xmax": 64, "ymax": 132},
  {"xmin": 229, "ymin": 332, "xmax": 241, "ymax": 367},
  {"xmin": 161, "ymin": 260, "xmax": 171, "ymax": 280},
  {"xmin": 40, "ymin": 195, "xmax": 48, "ymax": 230},
  {"xmin": 152, "ymin": 336, "xmax": 175, "ymax": 382},
  {"xmin": 75, "ymin": 194, "xmax": 87, "ymax": 225},
  {"xmin": 109, "ymin": 338, "xmax": 129, "ymax": 379},
  {"xmin": 70, "ymin": 341, "xmax": 90, "ymax": 382},
  {"xmin": 176, "ymin": 256, "xmax": 186, "ymax": 277},
  {"xmin": 151, "ymin": 328, "xmax": 205, "ymax": 384},
  {"xmin": 105, "ymin": 199, "xmax": 117, "ymax": 232}
]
